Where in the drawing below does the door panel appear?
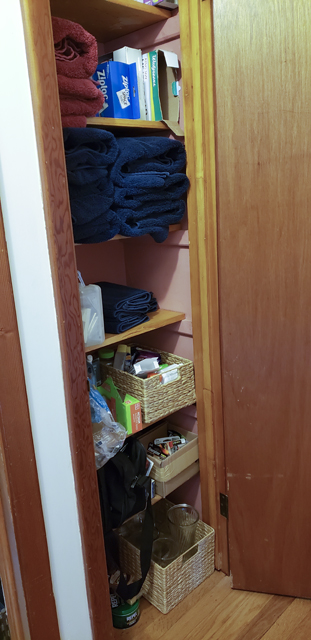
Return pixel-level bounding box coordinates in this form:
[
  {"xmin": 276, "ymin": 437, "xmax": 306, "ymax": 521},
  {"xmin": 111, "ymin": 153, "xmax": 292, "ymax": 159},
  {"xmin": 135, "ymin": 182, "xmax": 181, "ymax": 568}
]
[{"xmin": 214, "ymin": 0, "xmax": 311, "ymax": 596}]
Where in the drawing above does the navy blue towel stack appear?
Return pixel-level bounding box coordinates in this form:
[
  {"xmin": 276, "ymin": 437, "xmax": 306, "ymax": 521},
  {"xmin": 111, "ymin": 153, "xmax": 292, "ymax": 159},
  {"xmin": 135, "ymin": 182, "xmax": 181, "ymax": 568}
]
[
  {"xmin": 63, "ymin": 127, "xmax": 119, "ymax": 242},
  {"xmin": 63, "ymin": 129, "xmax": 189, "ymax": 243},
  {"xmin": 96, "ymin": 281, "xmax": 158, "ymax": 334},
  {"xmin": 110, "ymin": 136, "xmax": 190, "ymax": 242}
]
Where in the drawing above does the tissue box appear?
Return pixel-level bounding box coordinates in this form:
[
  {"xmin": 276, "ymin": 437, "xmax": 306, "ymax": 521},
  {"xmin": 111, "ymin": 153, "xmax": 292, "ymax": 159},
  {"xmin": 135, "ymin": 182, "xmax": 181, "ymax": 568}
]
[
  {"xmin": 93, "ymin": 61, "xmax": 140, "ymax": 119},
  {"xmin": 100, "ymin": 376, "xmax": 142, "ymax": 435}
]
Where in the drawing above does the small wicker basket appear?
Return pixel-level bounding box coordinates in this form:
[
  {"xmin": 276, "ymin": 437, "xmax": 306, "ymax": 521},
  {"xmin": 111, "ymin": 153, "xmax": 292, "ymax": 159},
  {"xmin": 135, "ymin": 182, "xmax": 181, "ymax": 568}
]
[
  {"xmin": 118, "ymin": 503, "xmax": 215, "ymax": 614},
  {"xmin": 100, "ymin": 346, "xmax": 196, "ymax": 424}
]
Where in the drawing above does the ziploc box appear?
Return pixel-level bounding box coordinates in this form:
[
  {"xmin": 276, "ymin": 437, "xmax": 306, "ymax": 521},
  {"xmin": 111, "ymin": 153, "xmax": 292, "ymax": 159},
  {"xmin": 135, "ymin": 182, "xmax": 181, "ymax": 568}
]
[
  {"xmin": 141, "ymin": 49, "xmax": 183, "ymax": 135},
  {"xmin": 100, "ymin": 376, "xmax": 142, "ymax": 435},
  {"xmin": 93, "ymin": 61, "xmax": 140, "ymax": 119}
]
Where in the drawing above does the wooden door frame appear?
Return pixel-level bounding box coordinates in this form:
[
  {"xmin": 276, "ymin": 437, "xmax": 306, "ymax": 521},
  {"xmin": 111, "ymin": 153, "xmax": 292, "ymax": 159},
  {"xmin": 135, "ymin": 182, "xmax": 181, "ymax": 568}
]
[
  {"xmin": 17, "ymin": 0, "xmax": 113, "ymax": 637},
  {"xmin": 0, "ymin": 202, "xmax": 61, "ymax": 640},
  {"xmin": 179, "ymin": 0, "xmax": 228, "ymax": 572}
]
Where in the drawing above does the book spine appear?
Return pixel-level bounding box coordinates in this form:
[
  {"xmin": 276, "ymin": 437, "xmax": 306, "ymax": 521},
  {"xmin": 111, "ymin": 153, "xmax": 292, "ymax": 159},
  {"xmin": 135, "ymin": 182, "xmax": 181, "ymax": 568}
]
[
  {"xmin": 148, "ymin": 51, "xmax": 162, "ymax": 121},
  {"xmin": 142, "ymin": 53, "xmax": 152, "ymax": 120}
]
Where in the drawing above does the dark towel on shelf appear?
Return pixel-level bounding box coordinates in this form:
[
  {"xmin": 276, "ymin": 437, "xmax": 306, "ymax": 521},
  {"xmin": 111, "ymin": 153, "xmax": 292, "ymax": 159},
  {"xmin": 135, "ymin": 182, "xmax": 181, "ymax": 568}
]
[
  {"xmin": 110, "ymin": 137, "xmax": 187, "ymax": 187},
  {"xmin": 104, "ymin": 314, "xmax": 149, "ymax": 335},
  {"xmin": 114, "ymin": 173, "xmax": 190, "ymax": 209},
  {"xmin": 63, "ymin": 128, "xmax": 118, "ymax": 170},
  {"xmin": 117, "ymin": 199, "xmax": 186, "ymax": 243},
  {"xmin": 52, "ymin": 17, "xmax": 98, "ymax": 79},
  {"xmin": 69, "ymin": 179, "xmax": 114, "ymax": 225},
  {"xmin": 96, "ymin": 282, "xmax": 153, "ymax": 311},
  {"xmin": 73, "ymin": 209, "xmax": 120, "ymax": 243},
  {"xmin": 95, "ymin": 282, "xmax": 158, "ymax": 334}
]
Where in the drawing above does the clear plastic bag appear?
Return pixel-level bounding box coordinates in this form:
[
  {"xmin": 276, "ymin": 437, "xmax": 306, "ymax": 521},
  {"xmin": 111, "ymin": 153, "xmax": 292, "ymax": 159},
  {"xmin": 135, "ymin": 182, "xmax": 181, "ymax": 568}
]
[
  {"xmin": 89, "ymin": 384, "xmax": 127, "ymax": 470},
  {"xmin": 78, "ymin": 271, "xmax": 105, "ymax": 348}
]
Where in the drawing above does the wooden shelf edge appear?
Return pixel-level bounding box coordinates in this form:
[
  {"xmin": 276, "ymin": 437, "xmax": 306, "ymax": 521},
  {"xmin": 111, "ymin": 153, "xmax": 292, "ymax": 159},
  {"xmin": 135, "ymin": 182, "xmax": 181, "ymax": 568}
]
[
  {"xmin": 87, "ymin": 117, "xmax": 168, "ymax": 130},
  {"xmin": 151, "ymin": 495, "xmax": 162, "ymax": 506},
  {"xmin": 75, "ymin": 224, "xmax": 183, "ymax": 246},
  {"xmin": 85, "ymin": 308, "xmax": 185, "ymax": 352}
]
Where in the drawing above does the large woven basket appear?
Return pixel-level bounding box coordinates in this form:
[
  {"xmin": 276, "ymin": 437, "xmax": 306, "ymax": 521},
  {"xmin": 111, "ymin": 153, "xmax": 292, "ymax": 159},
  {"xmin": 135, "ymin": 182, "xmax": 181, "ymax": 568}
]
[
  {"xmin": 100, "ymin": 346, "xmax": 196, "ymax": 423},
  {"xmin": 118, "ymin": 505, "xmax": 215, "ymax": 614}
]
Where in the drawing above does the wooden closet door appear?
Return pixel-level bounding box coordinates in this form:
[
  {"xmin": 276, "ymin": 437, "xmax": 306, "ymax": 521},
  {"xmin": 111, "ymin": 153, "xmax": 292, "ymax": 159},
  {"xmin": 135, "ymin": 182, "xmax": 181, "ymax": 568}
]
[{"xmin": 214, "ymin": 0, "xmax": 311, "ymax": 597}]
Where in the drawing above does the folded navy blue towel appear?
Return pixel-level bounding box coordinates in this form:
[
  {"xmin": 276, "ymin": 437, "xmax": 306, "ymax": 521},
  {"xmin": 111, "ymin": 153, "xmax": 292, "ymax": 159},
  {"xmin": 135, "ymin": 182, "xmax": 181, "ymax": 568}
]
[
  {"xmin": 67, "ymin": 165, "xmax": 109, "ymax": 187},
  {"xmin": 117, "ymin": 199, "xmax": 185, "ymax": 243},
  {"xmin": 110, "ymin": 137, "xmax": 187, "ymax": 187},
  {"xmin": 114, "ymin": 173, "xmax": 189, "ymax": 209},
  {"xmin": 95, "ymin": 282, "xmax": 158, "ymax": 334},
  {"xmin": 73, "ymin": 209, "xmax": 120, "ymax": 243},
  {"xmin": 69, "ymin": 179, "xmax": 114, "ymax": 226},
  {"xmin": 63, "ymin": 127, "xmax": 118, "ymax": 169},
  {"xmin": 95, "ymin": 282, "xmax": 155, "ymax": 311},
  {"xmin": 104, "ymin": 314, "xmax": 149, "ymax": 334}
]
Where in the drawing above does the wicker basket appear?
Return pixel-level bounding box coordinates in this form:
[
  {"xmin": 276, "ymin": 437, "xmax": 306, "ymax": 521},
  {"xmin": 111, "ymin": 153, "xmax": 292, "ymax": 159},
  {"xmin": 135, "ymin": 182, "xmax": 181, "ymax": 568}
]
[
  {"xmin": 118, "ymin": 502, "xmax": 215, "ymax": 614},
  {"xmin": 100, "ymin": 346, "xmax": 196, "ymax": 424}
]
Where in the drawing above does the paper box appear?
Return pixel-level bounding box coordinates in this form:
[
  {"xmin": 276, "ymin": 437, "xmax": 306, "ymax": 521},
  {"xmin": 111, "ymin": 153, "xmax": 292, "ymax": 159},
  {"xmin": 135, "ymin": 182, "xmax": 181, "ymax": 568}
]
[
  {"xmin": 100, "ymin": 376, "xmax": 142, "ymax": 435},
  {"xmin": 141, "ymin": 49, "xmax": 182, "ymax": 135},
  {"xmin": 138, "ymin": 422, "xmax": 199, "ymax": 497},
  {"xmin": 93, "ymin": 61, "xmax": 140, "ymax": 119},
  {"xmin": 113, "ymin": 47, "xmax": 146, "ymax": 120}
]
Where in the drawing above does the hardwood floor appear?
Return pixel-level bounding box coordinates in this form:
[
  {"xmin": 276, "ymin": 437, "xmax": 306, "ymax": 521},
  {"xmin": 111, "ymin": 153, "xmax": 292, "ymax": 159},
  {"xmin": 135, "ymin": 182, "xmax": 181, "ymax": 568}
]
[{"xmin": 114, "ymin": 572, "xmax": 311, "ymax": 640}]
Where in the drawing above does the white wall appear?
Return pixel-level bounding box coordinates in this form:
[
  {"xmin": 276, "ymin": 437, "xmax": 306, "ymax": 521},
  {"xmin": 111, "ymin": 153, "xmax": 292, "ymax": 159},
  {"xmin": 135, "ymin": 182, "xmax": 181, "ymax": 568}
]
[{"xmin": 0, "ymin": 2, "xmax": 93, "ymax": 639}]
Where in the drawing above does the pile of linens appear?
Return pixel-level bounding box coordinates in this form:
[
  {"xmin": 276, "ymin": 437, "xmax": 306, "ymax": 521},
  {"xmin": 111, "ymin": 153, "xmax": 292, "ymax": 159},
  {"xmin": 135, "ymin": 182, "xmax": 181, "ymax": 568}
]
[
  {"xmin": 96, "ymin": 282, "xmax": 158, "ymax": 334},
  {"xmin": 52, "ymin": 17, "xmax": 104, "ymax": 127},
  {"xmin": 63, "ymin": 127, "xmax": 190, "ymax": 243}
]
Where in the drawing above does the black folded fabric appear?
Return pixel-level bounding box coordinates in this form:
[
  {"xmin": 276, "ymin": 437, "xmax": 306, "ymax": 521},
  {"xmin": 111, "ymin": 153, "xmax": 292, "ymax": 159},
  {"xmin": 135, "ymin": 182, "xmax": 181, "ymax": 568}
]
[
  {"xmin": 110, "ymin": 136, "xmax": 187, "ymax": 187},
  {"xmin": 95, "ymin": 282, "xmax": 158, "ymax": 334}
]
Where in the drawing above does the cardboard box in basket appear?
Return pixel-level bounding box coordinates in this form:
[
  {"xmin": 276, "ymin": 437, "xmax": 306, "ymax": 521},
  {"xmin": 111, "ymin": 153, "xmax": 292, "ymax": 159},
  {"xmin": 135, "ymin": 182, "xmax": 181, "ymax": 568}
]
[
  {"xmin": 100, "ymin": 346, "xmax": 196, "ymax": 424},
  {"xmin": 138, "ymin": 423, "xmax": 199, "ymax": 497},
  {"xmin": 118, "ymin": 499, "xmax": 215, "ymax": 614}
]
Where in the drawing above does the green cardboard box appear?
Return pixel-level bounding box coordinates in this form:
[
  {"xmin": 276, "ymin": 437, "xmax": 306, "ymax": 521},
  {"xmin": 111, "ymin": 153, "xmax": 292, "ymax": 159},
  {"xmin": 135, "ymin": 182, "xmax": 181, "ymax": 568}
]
[{"xmin": 99, "ymin": 376, "xmax": 142, "ymax": 435}]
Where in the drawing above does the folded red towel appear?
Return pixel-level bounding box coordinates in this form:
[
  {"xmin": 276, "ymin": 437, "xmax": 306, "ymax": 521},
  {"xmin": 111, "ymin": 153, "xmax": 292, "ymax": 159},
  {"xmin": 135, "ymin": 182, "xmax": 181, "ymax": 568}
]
[
  {"xmin": 62, "ymin": 115, "xmax": 87, "ymax": 128},
  {"xmin": 60, "ymin": 92, "xmax": 104, "ymax": 117},
  {"xmin": 52, "ymin": 17, "xmax": 98, "ymax": 79},
  {"xmin": 58, "ymin": 75, "xmax": 102, "ymax": 101}
]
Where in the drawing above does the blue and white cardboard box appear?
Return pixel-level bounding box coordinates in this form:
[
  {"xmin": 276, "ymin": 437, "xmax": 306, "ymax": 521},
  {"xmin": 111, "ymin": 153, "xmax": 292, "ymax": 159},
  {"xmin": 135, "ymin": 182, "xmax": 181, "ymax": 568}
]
[{"xmin": 93, "ymin": 61, "xmax": 140, "ymax": 119}]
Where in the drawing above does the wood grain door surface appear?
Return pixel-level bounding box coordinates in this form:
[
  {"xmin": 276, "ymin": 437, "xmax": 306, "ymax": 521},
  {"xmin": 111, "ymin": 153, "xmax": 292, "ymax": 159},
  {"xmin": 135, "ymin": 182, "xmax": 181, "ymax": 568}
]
[{"xmin": 214, "ymin": 0, "xmax": 311, "ymax": 597}]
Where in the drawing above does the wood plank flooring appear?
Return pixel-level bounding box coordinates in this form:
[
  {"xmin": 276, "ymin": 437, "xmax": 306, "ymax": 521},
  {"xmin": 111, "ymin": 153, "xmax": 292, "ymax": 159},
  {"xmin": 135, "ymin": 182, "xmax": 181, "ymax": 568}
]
[{"xmin": 114, "ymin": 572, "xmax": 311, "ymax": 640}]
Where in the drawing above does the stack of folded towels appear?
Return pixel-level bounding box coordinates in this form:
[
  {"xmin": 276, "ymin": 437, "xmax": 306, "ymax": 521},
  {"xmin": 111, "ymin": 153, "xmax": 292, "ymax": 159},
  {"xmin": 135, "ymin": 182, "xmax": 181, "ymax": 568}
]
[
  {"xmin": 63, "ymin": 127, "xmax": 190, "ymax": 243},
  {"xmin": 52, "ymin": 17, "xmax": 104, "ymax": 127},
  {"xmin": 96, "ymin": 282, "xmax": 158, "ymax": 334}
]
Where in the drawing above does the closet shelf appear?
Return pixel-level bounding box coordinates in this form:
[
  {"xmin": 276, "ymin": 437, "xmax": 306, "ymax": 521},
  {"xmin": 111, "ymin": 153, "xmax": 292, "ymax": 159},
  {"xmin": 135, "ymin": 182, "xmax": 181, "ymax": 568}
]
[
  {"xmin": 85, "ymin": 308, "xmax": 185, "ymax": 352},
  {"xmin": 87, "ymin": 117, "xmax": 169, "ymax": 131},
  {"xmin": 75, "ymin": 224, "xmax": 182, "ymax": 245},
  {"xmin": 50, "ymin": 0, "xmax": 170, "ymax": 43}
]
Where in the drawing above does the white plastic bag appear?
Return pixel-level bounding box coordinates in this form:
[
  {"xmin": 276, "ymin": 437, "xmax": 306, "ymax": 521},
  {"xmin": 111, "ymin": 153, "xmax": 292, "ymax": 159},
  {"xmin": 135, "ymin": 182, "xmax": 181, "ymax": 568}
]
[{"xmin": 78, "ymin": 271, "xmax": 105, "ymax": 347}]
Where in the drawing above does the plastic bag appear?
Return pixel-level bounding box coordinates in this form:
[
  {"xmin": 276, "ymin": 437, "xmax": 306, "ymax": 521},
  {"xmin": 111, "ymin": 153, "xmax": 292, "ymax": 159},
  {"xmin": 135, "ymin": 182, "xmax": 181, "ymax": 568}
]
[{"xmin": 89, "ymin": 384, "xmax": 127, "ymax": 470}]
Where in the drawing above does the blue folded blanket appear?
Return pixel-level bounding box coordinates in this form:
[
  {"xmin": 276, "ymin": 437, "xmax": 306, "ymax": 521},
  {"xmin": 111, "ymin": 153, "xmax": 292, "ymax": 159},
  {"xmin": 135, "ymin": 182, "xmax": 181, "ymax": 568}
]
[
  {"xmin": 114, "ymin": 173, "xmax": 189, "ymax": 209},
  {"xmin": 95, "ymin": 282, "xmax": 158, "ymax": 334},
  {"xmin": 110, "ymin": 137, "xmax": 187, "ymax": 187},
  {"xmin": 73, "ymin": 209, "xmax": 120, "ymax": 243},
  {"xmin": 63, "ymin": 127, "xmax": 118, "ymax": 170},
  {"xmin": 117, "ymin": 200, "xmax": 186, "ymax": 242}
]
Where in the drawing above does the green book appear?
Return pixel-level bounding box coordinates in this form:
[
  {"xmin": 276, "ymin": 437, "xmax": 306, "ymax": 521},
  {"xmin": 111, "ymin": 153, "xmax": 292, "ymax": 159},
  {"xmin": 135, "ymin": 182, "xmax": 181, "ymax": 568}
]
[{"xmin": 148, "ymin": 51, "xmax": 162, "ymax": 121}]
